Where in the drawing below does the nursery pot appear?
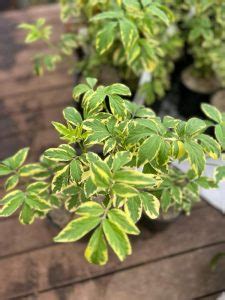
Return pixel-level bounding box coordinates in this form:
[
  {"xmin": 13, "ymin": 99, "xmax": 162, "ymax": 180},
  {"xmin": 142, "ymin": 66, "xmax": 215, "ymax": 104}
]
[
  {"xmin": 142, "ymin": 208, "xmax": 182, "ymax": 232},
  {"xmin": 211, "ymin": 90, "xmax": 225, "ymax": 112},
  {"xmin": 178, "ymin": 66, "xmax": 220, "ymax": 118}
]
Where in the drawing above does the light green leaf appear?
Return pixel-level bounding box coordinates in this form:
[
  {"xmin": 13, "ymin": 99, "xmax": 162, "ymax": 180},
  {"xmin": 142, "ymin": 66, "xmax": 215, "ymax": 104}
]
[
  {"xmin": 112, "ymin": 183, "xmax": 138, "ymax": 198},
  {"xmin": 76, "ymin": 201, "xmax": 104, "ymax": 217},
  {"xmin": 108, "ymin": 209, "xmax": 140, "ymax": 235},
  {"xmin": 96, "ymin": 22, "xmax": 117, "ymax": 55},
  {"xmin": 124, "ymin": 196, "xmax": 142, "ymax": 223},
  {"xmin": 184, "ymin": 141, "xmax": 205, "ymax": 176},
  {"xmin": 19, "ymin": 163, "xmax": 47, "ymax": 177},
  {"xmin": 161, "ymin": 189, "xmax": 171, "ymax": 212},
  {"xmin": 114, "ymin": 169, "xmax": 157, "ymax": 187},
  {"xmin": 0, "ymin": 191, "xmax": 24, "ymax": 217},
  {"xmin": 90, "ymin": 159, "xmax": 112, "ymax": 189},
  {"xmin": 91, "ymin": 11, "xmax": 123, "ymax": 21},
  {"xmin": 109, "ymin": 94, "xmax": 127, "ymax": 120},
  {"xmin": 26, "ymin": 182, "xmax": 49, "ymax": 194},
  {"xmin": 215, "ymin": 124, "xmax": 225, "ymax": 149},
  {"xmin": 70, "ymin": 159, "xmax": 82, "ymax": 182},
  {"xmin": 52, "ymin": 165, "xmax": 70, "ymax": 192},
  {"xmin": 140, "ymin": 192, "xmax": 160, "ymax": 219},
  {"xmin": 215, "ymin": 166, "xmax": 225, "ymax": 183},
  {"xmin": 5, "ymin": 174, "xmax": 19, "ymax": 191},
  {"xmin": 138, "ymin": 135, "xmax": 162, "ymax": 164},
  {"xmin": 201, "ymin": 103, "xmax": 222, "ymax": 123},
  {"xmin": 170, "ymin": 186, "xmax": 182, "ymax": 203},
  {"xmin": 72, "ymin": 83, "xmax": 89, "ymax": 100},
  {"xmin": 54, "ymin": 216, "xmax": 101, "ymax": 242},
  {"xmin": 86, "ymin": 77, "xmax": 98, "ymax": 89},
  {"xmin": 102, "ymin": 219, "xmax": 131, "ymax": 261},
  {"xmin": 85, "ymin": 226, "xmax": 108, "ymax": 266},
  {"xmin": 119, "ymin": 19, "xmax": 138, "ymax": 51},
  {"xmin": 106, "ymin": 83, "xmax": 131, "ymax": 96},
  {"xmin": 25, "ymin": 194, "xmax": 51, "ymax": 211},
  {"xmin": 10, "ymin": 147, "xmax": 29, "ymax": 169},
  {"xmin": 63, "ymin": 107, "xmax": 82, "ymax": 125},
  {"xmin": 83, "ymin": 119, "xmax": 110, "ymax": 145},
  {"xmin": 198, "ymin": 134, "xmax": 221, "ymax": 159},
  {"xmin": 44, "ymin": 144, "xmax": 75, "ymax": 162},
  {"xmin": 19, "ymin": 203, "xmax": 35, "ymax": 225},
  {"xmin": 112, "ymin": 151, "xmax": 132, "ymax": 171},
  {"xmin": 0, "ymin": 164, "xmax": 12, "ymax": 176},
  {"xmin": 185, "ymin": 118, "xmax": 206, "ymax": 137}
]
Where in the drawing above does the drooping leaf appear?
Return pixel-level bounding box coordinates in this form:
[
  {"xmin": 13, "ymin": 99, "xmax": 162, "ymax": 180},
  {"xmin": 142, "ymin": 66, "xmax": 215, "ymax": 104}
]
[
  {"xmin": 140, "ymin": 192, "xmax": 160, "ymax": 219},
  {"xmin": 108, "ymin": 209, "xmax": 140, "ymax": 235},
  {"xmin": 54, "ymin": 216, "xmax": 101, "ymax": 242},
  {"xmin": 76, "ymin": 201, "xmax": 104, "ymax": 217},
  {"xmin": 85, "ymin": 226, "xmax": 108, "ymax": 265},
  {"xmin": 102, "ymin": 219, "xmax": 131, "ymax": 261}
]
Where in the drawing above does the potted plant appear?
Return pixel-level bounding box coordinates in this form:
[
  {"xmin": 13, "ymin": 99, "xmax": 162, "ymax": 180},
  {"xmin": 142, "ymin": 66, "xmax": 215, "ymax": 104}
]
[
  {"xmin": 0, "ymin": 78, "xmax": 224, "ymax": 265},
  {"xmin": 19, "ymin": 0, "xmax": 183, "ymax": 105},
  {"xmin": 176, "ymin": 0, "xmax": 225, "ymax": 117}
]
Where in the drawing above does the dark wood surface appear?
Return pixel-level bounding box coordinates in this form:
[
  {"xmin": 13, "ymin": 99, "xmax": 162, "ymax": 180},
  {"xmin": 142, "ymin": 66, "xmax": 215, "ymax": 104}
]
[{"xmin": 0, "ymin": 4, "xmax": 225, "ymax": 300}]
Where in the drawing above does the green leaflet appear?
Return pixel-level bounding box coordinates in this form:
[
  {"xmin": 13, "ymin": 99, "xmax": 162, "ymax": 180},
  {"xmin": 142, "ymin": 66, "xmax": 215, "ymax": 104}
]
[
  {"xmin": 124, "ymin": 196, "xmax": 142, "ymax": 223},
  {"xmin": 201, "ymin": 103, "xmax": 222, "ymax": 123},
  {"xmin": 0, "ymin": 164, "xmax": 12, "ymax": 176},
  {"xmin": 103, "ymin": 138, "xmax": 117, "ymax": 155},
  {"xmin": 149, "ymin": 4, "xmax": 170, "ymax": 26},
  {"xmin": 85, "ymin": 226, "xmax": 108, "ymax": 266},
  {"xmin": 25, "ymin": 194, "xmax": 51, "ymax": 211},
  {"xmin": 52, "ymin": 165, "xmax": 70, "ymax": 192},
  {"xmin": 185, "ymin": 118, "xmax": 206, "ymax": 137},
  {"xmin": 86, "ymin": 78, "xmax": 98, "ymax": 89},
  {"xmin": 108, "ymin": 94, "xmax": 127, "ymax": 120},
  {"xmin": 96, "ymin": 22, "xmax": 117, "ymax": 55},
  {"xmin": 215, "ymin": 124, "xmax": 225, "ymax": 149},
  {"xmin": 198, "ymin": 134, "xmax": 221, "ymax": 159},
  {"xmin": 140, "ymin": 192, "xmax": 160, "ymax": 219},
  {"xmin": 215, "ymin": 166, "xmax": 225, "ymax": 183},
  {"xmin": 72, "ymin": 83, "xmax": 89, "ymax": 100},
  {"xmin": 83, "ymin": 119, "xmax": 110, "ymax": 145},
  {"xmin": 106, "ymin": 83, "xmax": 131, "ymax": 96},
  {"xmin": 170, "ymin": 186, "xmax": 182, "ymax": 204},
  {"xmin": 108, "ymin": 209, "xmax": 140, "ymax": 235},
  {"xmin": 76, "ymin": 201, "xmax": 104, "ymax": 217},
  {"xmin": 184, "ymin": 141, "xmax": 205, "ymax": 176},
  {"xmin": 90, "ymin": 159, "xmax": 112, "ymax": 189},
  {"xmin": 19, "ymin": 163, "xmax": 47, "ymax": 177},
  {"xmin": 26, "ymin": 182, "xmax": 49, "ymax": 194},
  {"xmin": 19, "ymin": 203, "xmax": 35, "ymax": 225},
  {"xmin": 0, "ymin": 191, "xmax": 24, "ymax": 217},
  {"xmin": 54, "ymin": 216, "xmax": 101, "ymax": 242},
  {"xmin": 5, "ymin": 174, "xmax": 19, "ymax": 191},
  {"xmin": 91, "ymin": 10, "xmax": 124, "ymax": 21},
  {"xmin": 161, "ymin": 189, "xmax": 171, "ymax": 212},
  {"xmin": 119, "ymin": 18, "xmax": 138, "ymax": 51},
  {"xmin": 3, "ymin": 147, "xmax": 29, "ymax": 170},
  {"xmin": 112, "ymin": 151, "xmax": 132, "ymax": 171},
  {"xmin": 138, "ymin": 135, "xmax": 162, "ymax": 164},
  {"xmin": 114, "ymin": 169, "xmax": 157, "ymax": 187},
  {"xmin": 70, "ymin": 159, "xmax": 82, "ymax": 182},
  {"xmin": 102, "ymin": 219, "xmax": 131, "ymax": 261},
  {"xmin": 63, "ymin": 107, "xmax": 82, "ymax": 125},
  {"xmin": 112, "ymin": 183, "xmax": 138, "ymax": 198},
  {"xmin": 44, "ymin": 144, "xmax": 75, "ymax": 161}
]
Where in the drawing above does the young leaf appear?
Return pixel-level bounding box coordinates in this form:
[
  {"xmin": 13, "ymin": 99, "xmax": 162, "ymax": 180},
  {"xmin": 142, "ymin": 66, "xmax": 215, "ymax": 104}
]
[
  {"xmin": 5, "ymin": 174, "xmax": 19, "ymax": 191},
  {"xmin": 25, "ymin": 194, "xmax": 51, "ymax": 211},
  {"xmin": 0, "ymin": 191, "xmax": 24, "ymax": 217},
  {"xmin": 85, "ymin": 226, "xmax": 108, "ymax": 266},
  {"xmin": 184, "ymin": 141, "xmax": 205, "ymax": 176},
  {"xmin": 102, "ymin": 219, "xmax": 131, "ymax": 261},
  {"xmin": 76, "ymin": 201, "xmax": 104, "ymax": 217},
  {"xmin": 54, "ymin": 216, "xmax": 101, "ymax": 242},
  {"xmin": 201, "ymin": 103, "xmax": 222, "ymax": 123},
  {"xmin": 108, "ymin": 209, "xmax": 140, "ymax": 235},
  {"xmin": 96, "ymin": 22, "xmax": 117, "ymax": 55},
  {"xmin": 0, "ymin": 164, "xmax": 12, "ymax": 176},
  {"xmin": 86, "ymin": 78, "xmax": 98, "ymax": 89},
  {"xmin": 19, "ymin": 203, "xmax": 35, "ymax": 225},
  {"xmin": 90, "ymin": 159, "xmax": 112, "ymax": 189},
  {"xmin": 140, "ymin": 192, "xmax": 160, "ymax": 219},
  {"xmin": 112, "ymin": 151, "xmax": 132, "ymax": 171},
  {"xmin": 112, "ymin": 183, "xmax": 138, "ymax": 198},
  {"xmin": 138, "ymin": 135, "xmax": 162, "ymax": 164},
  {"xmin": 114, "ymin": 169, "xmax": 157, "ymax": 187},
  {"xmin": 124, "ymin": 196, "xmax": 142, "ymax": 223},
  {"xmin": 215, "ymin": 124, "xmax": 225, "ymax": 149},
  {"xmin": 63, "ymin": 107, "xmax": 82, "ymax": 125}
]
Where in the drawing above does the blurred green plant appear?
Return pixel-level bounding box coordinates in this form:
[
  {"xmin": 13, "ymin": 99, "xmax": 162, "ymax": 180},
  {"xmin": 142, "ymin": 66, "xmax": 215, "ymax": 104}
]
[{"xmin": 0, "ymin": 78, "xmax": 224, "ymax": 265}]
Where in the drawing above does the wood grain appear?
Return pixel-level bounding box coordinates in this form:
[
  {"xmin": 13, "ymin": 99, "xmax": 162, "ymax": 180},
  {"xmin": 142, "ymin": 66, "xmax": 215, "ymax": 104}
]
[{"xmin": 0, "ymin": 205, "xmax": 225, "ymax": 298}]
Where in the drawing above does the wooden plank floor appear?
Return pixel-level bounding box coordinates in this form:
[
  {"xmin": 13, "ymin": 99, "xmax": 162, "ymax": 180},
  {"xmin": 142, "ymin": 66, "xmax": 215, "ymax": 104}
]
[{"xmin": 0, "ymin": 4, "xmax": 225, "ymax": 300}]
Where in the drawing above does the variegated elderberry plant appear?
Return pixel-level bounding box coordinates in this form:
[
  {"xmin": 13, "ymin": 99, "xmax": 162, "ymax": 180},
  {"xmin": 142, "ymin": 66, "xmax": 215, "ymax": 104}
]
[
  {"xmin": 0, "ymin": 78, "xmax": 225, "ymax": 265},
  {"xmin": 19, "ymin": 0, "xmax": 183, "ymax": 104}
]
